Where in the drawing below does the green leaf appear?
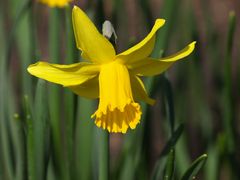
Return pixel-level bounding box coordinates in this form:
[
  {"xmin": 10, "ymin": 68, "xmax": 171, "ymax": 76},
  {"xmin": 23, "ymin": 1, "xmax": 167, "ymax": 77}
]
[
  {"xmin": 222, "ymin": 11, "xmax": 236, "ymax": 154},
  {"xmin": 151, "ymin": 124, "xmax": 184, "ymax": 180},
  {"xmin": 34, "ymin": 80, "xmax": 49, "ymax": 180},
  {"xmin": 163, "ymin": 149, "xmax": 175, "ymax": 180},
  {"xmin": 160, "ymin": 123, "xmax": 184, "ymax": 157},
  {"xmin": 75, "ymin": 98, "xmax": 94, "ymax": 180},
  {"xmin": 180, "ymin": 154, "xmax": 207, "ymax": 180},
  {"xmin": 23, "ymin": 95, "xmax": 36, "ymax": 180}
]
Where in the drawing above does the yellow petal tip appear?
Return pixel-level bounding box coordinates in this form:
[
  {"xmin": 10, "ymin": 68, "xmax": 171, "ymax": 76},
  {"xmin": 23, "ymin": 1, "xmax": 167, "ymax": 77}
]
[
  {"xmin": 191, "ymin": 41, "xmax": 197, "ymax": 46},
  {"xmin": 73, "ymin": 5, "xmax": 79, "ymax": 11},
  {"xmin": 156, "ymin": 19, "xmax": 166, "ymax": 25}
]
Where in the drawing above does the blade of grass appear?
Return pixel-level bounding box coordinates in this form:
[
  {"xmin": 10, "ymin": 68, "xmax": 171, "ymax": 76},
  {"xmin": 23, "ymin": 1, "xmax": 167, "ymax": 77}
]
[
  {"xmin": 48, "ymin": 7, "xmax": 66, "ymax": 180},
  {"xmin": 34, "ymin": 80, "xmax": 49, "ymax": 180},
  {"xmin": 0, "ymin": 3, "xmax": 4, "ymax": 178},
  {"xmin": 12, "ymin": 114, "xmax": 26, "ymax": 180},
  {"xmin": 0, "ymin": 3, "xmax": 7, "ymax": 179},
  {"xmin": 63, "ymin": 6, "xmax": 78, "ymax": 180},
  {"xmin": 160, "ymin": 75, "xmax": 175, "ymax": 135},
  {"xmin": 0, "ymin": 3, "xmax": 17, "ymax": 179},
  {"xmin": 222, "ymin": 11, "xmax": 239, "ymax": 179},
  {"xmin": 74, "ymin": 98, "xmax": 94, "ymax": 180},
  {"xmin": 204, "ymin": 143, "xmax": 219, "ymax": 180},
  {"xmin": 222, "ymin": 11, "xmax": 236, "ymax": 154},
  {"xmin": 151, "ymin": 0, "xmax": 179, "ymax": 58},
  {"xmin": 23, "ymin": 95, "xmax": 36, "ymax": 180},
  {"xmin": 163, "ymin": 149, "xmax": 175, "ymax": 180},
  {"xmin": 10, "ymin": 0, "xmax": 35, "ymax": 101},
  {"xmin": 139, "ymin": 0, "xmax": 154, "ymax": 28},
  {"xmin": 6, "ymin": 73, "xmax": 26, "ymax": 180},
  {"xmin": 151, "ymin": 124, "xmax": 184, "ymax": 179},
  {"xmin": 180, "ymin": 154, "xmax": 207, "ymax": 180},
  {"xmin": 6, "ymin": 0, "xmax": 33, "ymax": 62}
]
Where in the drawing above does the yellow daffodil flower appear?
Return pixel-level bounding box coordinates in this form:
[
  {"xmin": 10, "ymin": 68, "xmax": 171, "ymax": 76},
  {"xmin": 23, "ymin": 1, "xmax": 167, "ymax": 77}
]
[
  {"xmin": 28, "ymin": 6, "xmax": 196, "ymax": 133},
  {"xmin": 39, "ymin": 0, "xmax": 72, "ymax": 8}
]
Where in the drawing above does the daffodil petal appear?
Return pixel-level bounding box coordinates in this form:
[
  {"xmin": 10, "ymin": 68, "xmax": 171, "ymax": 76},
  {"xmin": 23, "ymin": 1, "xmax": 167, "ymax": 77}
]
[
  {"xmin": 116, "ymin": 19, "xmax": 165, "ymax": 64},
  {"xmin": 72, "ymin": 6, "xmax": 115, "ymax": 63},
  {"xmin": 27, "ymin": 61, "xmax": 100, "ymax": 86},
  {"xmin": 67, "ymin": 76, "xmax": 99, "ymax": 99},
  {"xmin": 130, "ymin": 75, "xmax": 155, "ymax": 105},
  {"xmin": 130, "ymin": 41, "xmax": 196, "ymax": 76}
]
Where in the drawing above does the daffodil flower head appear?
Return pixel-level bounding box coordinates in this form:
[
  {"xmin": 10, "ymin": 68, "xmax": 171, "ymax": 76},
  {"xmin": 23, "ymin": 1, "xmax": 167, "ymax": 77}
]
[
  {"xmin": 39, "ymin": 0, "xmax": 72, "ymax": 8},
  {"xmin": 28, "ymin": 6, "xmax": 196, "ymax": 133}
]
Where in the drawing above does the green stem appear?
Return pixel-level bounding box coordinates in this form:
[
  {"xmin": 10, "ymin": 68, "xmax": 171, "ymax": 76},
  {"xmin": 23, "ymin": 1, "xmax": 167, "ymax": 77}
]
[
  {"xmin": 98, "ymin": 130, "xmax": 109, "ymax": 180},
  {"xmin": 0, "ymin": 4, "xmax": 12, "ymax": 180}
]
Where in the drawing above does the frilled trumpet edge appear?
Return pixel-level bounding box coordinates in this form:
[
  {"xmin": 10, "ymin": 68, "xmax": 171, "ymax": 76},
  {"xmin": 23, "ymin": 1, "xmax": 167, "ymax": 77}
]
[{"xmin": 92, "ymin": 101, "xmax": 141, "ymax": 133}]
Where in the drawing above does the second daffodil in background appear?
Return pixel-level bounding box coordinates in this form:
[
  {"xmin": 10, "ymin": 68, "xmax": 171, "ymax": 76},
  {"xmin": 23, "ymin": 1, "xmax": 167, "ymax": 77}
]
[
  {"xmin": 39, "ymin": 0, "xmax": 72, "ymax": 8},
  {"xmin": 28, "ymin": 6, "xmax": 196, "ymax": 133}
]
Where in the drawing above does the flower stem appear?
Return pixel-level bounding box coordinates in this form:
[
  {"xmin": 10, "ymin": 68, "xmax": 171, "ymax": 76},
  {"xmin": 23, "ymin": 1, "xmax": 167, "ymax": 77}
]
[{"xmin": 98, "ymin": 130, "xmax": 109, "ymax": 180}]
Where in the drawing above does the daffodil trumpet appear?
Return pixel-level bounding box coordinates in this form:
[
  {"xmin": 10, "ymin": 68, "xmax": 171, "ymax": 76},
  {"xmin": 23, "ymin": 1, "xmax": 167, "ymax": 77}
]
[{"xmin": 28, "ymin": 6, "xmax": 196, "ymax": 133}]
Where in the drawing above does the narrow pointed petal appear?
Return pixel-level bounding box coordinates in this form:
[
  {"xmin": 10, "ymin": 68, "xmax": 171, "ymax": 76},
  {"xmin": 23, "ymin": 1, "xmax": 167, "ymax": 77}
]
[
  {"xmin": 130, "ymin": 75, "xmax": 155, "ymax": 105},
  {"xmin": 129, "ymin": 42, "xmax": 196, "ymax": 76},
  {"xmin": 72, "ymin": 6, "xmax": 115, "ymax": 63},
  {"xmin": 27, "ymin": 61, "xmax": 100, "ymax": 86},
  {"xmin": 67, "ymin": 76, "xmax": 99, "ymax": 99},
  {"xmin": 116, "ymin": 19, "xmax": 165, "ymax": 64}
]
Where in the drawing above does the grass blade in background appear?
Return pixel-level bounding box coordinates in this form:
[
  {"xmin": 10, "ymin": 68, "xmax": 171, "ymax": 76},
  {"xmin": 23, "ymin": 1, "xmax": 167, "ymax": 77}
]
[
  {"xmin": 161, "ymin": 75, "xmax": 175, "ymax": 135},
  {"xmin": 222, "ymin": 11, "xmax": 236, "ymax": 153},
  {"xmin": 151, "ymin": 124, "xmax": 184, "ymax": 179},
  {"xmin": 204, "ymin": 143, "xmax": 219, "ymax": 180},
  {"xmin": 163, "ymin": 149, "xmax": 175, "ymax": 180},
  {"xmin": 0, "ymin": 4, "xmax": 13, "ymax": 179},
  {"xmin": 1, "ymin": 1, "xmax": 32, "ymax": 179},
  {"xmin": 74, "ymin": 98, "xmax": 94, "ymax": 180},
  {"xmin": 34, "ymin": 80, "xmax": 49, "ymax": 180},
  {"xmin": 23, "ymin": 95, "xmax": 36, "ymax": 180},
  {"xmin": 63, "ymin": 6, "xmax": 78, "ymax": 180},
  {"xmin": 10, "ymin": 0, "xmax": 35, "ymax": 100},
  {"xmin": 151, "ymin": 0, "xmax": 179, "ymax": 58},
  {"xmin": 222, "ymin": 11, "xmax": 239, "ymax": 179},
  {"xmin": 7, "ymin": 73, "xmax": 26, "ymax": 180},
  {"xmin": 180, "ymin": 154, "xmax": 207, "ymax": 180},
  {"xmin": 48, "ymin": 7, "xmax": 66, "ymax": 180}
]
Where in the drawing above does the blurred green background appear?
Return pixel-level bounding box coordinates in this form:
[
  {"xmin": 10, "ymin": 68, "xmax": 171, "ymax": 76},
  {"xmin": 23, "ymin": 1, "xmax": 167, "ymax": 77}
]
[{"xmin": 0, "ymin": 0, "xmax": 239, "ymax": 179}]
